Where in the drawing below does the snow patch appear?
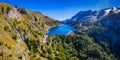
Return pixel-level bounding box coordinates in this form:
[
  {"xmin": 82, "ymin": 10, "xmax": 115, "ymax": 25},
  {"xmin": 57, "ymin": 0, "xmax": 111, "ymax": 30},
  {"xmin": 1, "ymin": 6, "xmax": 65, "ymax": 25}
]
[{"xmin": 104, "ymin": 9, "xmax": 111, "ymax": 15}]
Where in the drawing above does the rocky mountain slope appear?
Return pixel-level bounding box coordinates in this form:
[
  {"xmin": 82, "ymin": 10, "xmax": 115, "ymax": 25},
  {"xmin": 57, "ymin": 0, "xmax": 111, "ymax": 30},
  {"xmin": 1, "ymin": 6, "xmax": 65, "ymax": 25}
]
[
  {"xmin": 64, "ymin": 6, "xmax": 120, "ymax": 58},
  {"xmin": 0, "ymin": 3, "xmax": 60, "ymax": 60}
]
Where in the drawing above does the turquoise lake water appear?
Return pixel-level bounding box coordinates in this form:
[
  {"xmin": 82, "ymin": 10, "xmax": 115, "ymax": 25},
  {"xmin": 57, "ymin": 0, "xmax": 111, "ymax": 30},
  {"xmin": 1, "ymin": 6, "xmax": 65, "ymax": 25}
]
[{"xmin": 46, "ymin": 25, "xmax": 75, "ymax": 35}]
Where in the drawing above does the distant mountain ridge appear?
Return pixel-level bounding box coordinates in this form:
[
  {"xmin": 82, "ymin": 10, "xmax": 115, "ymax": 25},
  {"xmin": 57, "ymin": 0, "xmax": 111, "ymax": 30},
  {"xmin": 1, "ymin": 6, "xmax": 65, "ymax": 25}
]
[{"xmin": 63, "ymin": 6, "xmax": 120, "ymax": 26}]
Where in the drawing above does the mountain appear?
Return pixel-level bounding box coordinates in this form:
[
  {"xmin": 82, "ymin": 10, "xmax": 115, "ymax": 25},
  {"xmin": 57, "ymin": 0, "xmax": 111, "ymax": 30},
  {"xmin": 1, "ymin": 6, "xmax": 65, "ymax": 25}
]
[
  {"xmin": 0, "ymin": 3, "xmax": 119, "ymax": 60},
  {"xmin": 64, "ymin": 7, "xmax": 120, "ymax": 25},
  {"xmin": 0, "ymin": 3, "xmax": 60, "ymax": 60},
  {"xmin": 64, "ymin": 6, "xmax": 120, "ymax": 58}
]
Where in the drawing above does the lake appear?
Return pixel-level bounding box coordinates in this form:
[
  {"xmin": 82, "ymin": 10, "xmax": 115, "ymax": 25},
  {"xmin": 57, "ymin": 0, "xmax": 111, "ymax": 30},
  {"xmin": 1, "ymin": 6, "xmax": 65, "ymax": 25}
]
[{"xmin": 46, "ymin": 25, "xmax": 75, "ymax": 35}]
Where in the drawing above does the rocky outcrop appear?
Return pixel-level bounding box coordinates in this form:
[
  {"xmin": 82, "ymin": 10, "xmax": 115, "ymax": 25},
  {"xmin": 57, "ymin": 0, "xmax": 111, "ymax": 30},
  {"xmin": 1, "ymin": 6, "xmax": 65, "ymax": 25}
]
[{"xmin": 8, "ymin": 8, "xmax": 22, "ymax": 20}]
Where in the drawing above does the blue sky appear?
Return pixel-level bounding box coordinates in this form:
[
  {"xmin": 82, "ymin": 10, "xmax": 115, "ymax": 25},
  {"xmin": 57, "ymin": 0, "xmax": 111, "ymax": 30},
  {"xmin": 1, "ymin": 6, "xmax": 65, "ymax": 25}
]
[{"xmin": 0, "ymin": 0, "xmax": 120, "ymax": 21}]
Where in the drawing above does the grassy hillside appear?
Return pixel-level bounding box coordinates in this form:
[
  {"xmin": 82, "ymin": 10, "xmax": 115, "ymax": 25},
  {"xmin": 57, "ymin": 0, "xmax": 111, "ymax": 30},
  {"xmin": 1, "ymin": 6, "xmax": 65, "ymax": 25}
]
[{"xmin": 0, "ymin": 3, "xmax": 60, "ymax": 60}]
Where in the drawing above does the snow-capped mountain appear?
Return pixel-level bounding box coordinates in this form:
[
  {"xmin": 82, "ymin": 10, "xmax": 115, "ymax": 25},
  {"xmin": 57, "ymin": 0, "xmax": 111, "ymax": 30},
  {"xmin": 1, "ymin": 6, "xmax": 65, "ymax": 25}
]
[
  {"xmin": 98, "ymin": 7, "xmax": 120, "ymax": 18},
  {"xmin": 63, "ymin": 7, "xmax": 120, "ymax": 58},
  {"xmin": 64, "ymin": 6, "xmax": 120, "ymax": 26}
]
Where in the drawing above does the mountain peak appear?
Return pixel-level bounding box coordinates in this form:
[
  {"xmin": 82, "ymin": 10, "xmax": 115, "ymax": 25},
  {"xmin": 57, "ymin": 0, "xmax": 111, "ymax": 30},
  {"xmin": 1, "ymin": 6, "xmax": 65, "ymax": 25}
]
[
  {"xmin": 64, "ymin": 6, "xmax": 120, "ymax": 24},
  {"xmin": 97, "ymin": 7, "xmax": 120, "ymax": 19}
]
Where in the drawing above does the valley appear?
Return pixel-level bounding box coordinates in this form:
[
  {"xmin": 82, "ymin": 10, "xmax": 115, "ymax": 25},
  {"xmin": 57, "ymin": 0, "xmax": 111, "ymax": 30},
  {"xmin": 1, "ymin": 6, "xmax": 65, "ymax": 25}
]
[{"xmin": 0, "ymin": 3, "xmax": 120, "ymax": 60}]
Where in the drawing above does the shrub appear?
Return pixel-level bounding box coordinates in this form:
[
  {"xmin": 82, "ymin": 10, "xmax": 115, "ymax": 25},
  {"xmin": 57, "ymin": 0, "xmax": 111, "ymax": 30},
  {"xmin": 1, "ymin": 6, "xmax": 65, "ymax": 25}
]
[
  {"xmin": 40, "ymin": 53, "xmax": 46, "ymax": 57},
  {"xmin": 47, "ymin": 47, "xmax": 52, "ymax": 54},
  {"xmin": 48, "ymin": 55, "xmax": 55, "ymax": 60}
]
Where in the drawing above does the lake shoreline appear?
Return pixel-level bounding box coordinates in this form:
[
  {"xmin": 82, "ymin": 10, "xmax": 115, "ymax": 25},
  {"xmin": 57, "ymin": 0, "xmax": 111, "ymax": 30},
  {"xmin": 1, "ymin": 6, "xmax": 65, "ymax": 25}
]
[{"xmin": 46, "ymin": 24, "xmax": 75, "ymax": 35}]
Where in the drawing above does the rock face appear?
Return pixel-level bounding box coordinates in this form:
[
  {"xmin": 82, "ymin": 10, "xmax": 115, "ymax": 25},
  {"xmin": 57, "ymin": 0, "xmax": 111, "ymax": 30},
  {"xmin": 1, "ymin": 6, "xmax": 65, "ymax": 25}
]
[
  {"xmin": 8, "ymin": 8, "xmax": 22, "ymax": 20},
  {"xmin": 71, "ymin": 10, "xmax": 98, "ymax": 22},
  {"xmin": 0, "ymin": 3, "xmax": 60, "ymax": 60}
]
